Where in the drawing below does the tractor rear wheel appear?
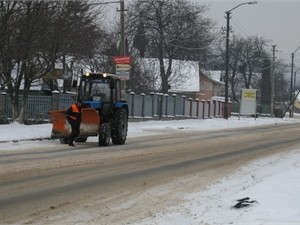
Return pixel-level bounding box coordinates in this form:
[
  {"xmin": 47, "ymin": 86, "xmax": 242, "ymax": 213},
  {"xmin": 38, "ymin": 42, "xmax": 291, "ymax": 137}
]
[
  {"xmin": 98, "ymin": 123, "xmax": 111, "ymax": 146},
  {"xmin": 111, "ymin": 108, "xmax": 128, "ymax": 145}
]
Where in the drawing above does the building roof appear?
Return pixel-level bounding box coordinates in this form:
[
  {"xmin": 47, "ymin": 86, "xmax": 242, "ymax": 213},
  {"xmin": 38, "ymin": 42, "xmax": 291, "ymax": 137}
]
[
  {"xmin": 138, "ymin": 58, "xmax": 199, "ymax": 92},
  {"xmin": 137, "ymin": 58, "xmax": 224, "ymax": 92},
  {"xmin": 200, "ymin": 70, "xmax": 224, "ymax": 85}
]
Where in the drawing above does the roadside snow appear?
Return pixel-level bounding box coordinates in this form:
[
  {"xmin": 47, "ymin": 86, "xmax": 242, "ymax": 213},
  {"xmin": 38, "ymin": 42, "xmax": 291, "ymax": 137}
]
[
  {"xmin": 133, "ymin": 149, "xmax": 300, "ymax": 225},
  {"xmin": 1, "ymin": 116, "xmax": 300, "ymax": 224},
  {"xmin": 0, "ymin": 116, "xmax": 294, "ymax": 142}
]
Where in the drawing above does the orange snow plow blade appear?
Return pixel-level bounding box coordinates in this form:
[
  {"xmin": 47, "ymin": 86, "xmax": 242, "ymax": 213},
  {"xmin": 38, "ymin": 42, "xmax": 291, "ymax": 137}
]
[
  {"xmin": 48, "ymin": 110, "xmax": 70, "ymax": 138},
  {"xmin": 80, "ymin": 108, "xmax": 100, "ymax": 136},
  {"xmin": 48, "ymin": 108, "xmax": 100, "ymax": 138}
]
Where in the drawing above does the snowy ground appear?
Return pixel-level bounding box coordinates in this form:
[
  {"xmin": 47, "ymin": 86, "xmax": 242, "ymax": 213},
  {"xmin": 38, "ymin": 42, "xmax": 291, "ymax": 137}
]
[{"xmin": 1, "ymin": 116, "xmax": 300, "ymax": 224}]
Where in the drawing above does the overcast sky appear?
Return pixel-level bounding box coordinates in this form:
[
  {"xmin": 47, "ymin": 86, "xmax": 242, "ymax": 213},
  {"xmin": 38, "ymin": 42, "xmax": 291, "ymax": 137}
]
[
  {"xmin": 204, "ymin": 0, "xmax": 300, "ymax": 66},
  {"xmin": 103, "ymin": 0, "xmax": 300, "ymax": 67}
]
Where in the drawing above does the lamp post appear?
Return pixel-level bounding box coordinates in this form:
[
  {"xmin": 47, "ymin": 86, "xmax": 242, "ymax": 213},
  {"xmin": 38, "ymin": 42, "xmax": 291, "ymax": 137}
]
[
  {"xmin": 224, "ymin": 1, "xmax": 257, "ymax": 119},
  {"xmin": 289, "ymin": 44, "xmax": 300, "ymax": 118}
]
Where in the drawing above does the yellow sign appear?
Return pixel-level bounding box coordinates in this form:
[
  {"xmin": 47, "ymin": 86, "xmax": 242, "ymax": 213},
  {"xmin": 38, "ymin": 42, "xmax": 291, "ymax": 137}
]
[
  {"xmin": 42, "ymin": 69, "xmax": 64, "ymax": 79},
  {"xmin": 35, "ymin": 69, "xmax": 73, "ymax": 80},
  {"xmin": 242, "ymin": 89, "xmax": 257, "ymax": 101}
]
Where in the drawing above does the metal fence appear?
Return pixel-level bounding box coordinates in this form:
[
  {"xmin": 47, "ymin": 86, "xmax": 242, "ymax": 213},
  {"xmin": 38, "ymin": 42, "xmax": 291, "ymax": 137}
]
[
  {"xmin": 0, "ymin": 92, "xmax": 226, "ymax": 121},
  {"xmin": 128, "ymin": 93, "xmax": 225, "ymax": 120},
  {"xmin": 0, "ymin": 92, "xmax": 76, "ymax": 121},
  {"xmin": 1, "ymin": 95, "xmax": 53, "ymax": 120}
]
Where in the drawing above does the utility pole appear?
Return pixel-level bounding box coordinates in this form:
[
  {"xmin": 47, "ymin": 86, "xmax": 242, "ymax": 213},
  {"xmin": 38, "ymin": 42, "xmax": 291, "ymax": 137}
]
[
  {"xmin": 271, "ymin": 45, "xmax": 276, "ymax": 117},
  {"xmin": 290, "ymin": 53, "xmax": 295, "ymax": 118},
  {"xmin": 223, "ymin": 1, "xmax": 257, "ymax": 120},
  {"xmin": 119, "ymin": 0, "xmax": 126, "ymax": 97},
  {"xmin": 120, "ymin": 0, "xmax": 125, "ymax": 56},
  {"xmin": 224, "ymin": 10, "xmax": 230, "ymax": 119}
]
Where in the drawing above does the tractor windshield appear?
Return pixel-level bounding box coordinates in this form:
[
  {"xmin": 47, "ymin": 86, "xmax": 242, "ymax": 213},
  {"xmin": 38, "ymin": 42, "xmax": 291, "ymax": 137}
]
[{"xmin": 80, "ymin": 80, "xmax": 110, "ymax": 102}]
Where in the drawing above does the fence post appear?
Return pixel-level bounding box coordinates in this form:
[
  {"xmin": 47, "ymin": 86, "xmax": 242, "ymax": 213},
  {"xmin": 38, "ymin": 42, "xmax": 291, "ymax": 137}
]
[
  {"xmin": 51, "ymin": 91, "xmax": 60, "ymax": 110},
  {"xmin": 229, "ymin": 101, "xmax": 232, "ymax": 117},
  {"xmin": 158, "ymin": 93, "xmax": 163, "ymax": 120},
  {"xmin": 130, "ymin": 92, "xmax": 135, "ymax": 118},
  {"xmin": 164, "ymin": 94, "xmax": 169, "ymax": 117},
  {"xmin": 218, "ymin": 101, "xmax": 222, "ymax": 117},
  {"xmin": 189, "ymin": 98, "xmax": 193, "ymax": 117},
  {"xmin": 207, "ymin": 100, "xmax": 211, "ymax": 118},
  {"xmin": 182, "ymin": 95, "xmax": 186, "ymax": 117},
  {"xmin": 141, "ymin": 93, "xmax": 145, "ymax": 118},
  {"xmin": 201, "ymin": 99, "xmax": 205, "ymax": 119},
  {"xmin": 195, "ymin": 98, "xmax": 200, "ymax": 118},
  {"xmin": 213, "ymin": 100, "xmax": 216, "ymax": 117},
  {"xmin": 150, "ymin": 92, "xmax": 155, "ymax": 117},
  {"xmin": 221, "ymin": 101, "xmax": 225, "ymax": 117},
  {"xmin": 0, "ymin": 92, "xmax": 7, "ymax": 117},
  {"xmin": 172, "ymin": 94, "xmax": 177, "ymax": 117}
]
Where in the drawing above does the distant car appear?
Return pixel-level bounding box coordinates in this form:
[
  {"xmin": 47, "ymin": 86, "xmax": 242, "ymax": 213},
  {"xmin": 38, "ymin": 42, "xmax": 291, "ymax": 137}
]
[{"xmin": 211, "ymin": 96, "xmax": 230, "ymax": 102}]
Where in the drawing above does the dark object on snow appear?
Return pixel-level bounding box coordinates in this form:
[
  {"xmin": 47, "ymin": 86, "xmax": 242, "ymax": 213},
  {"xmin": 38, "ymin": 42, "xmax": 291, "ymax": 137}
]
[
  {"xmin": 232, "ymin": 197, "xmax": 258, "ymax": 209},
  {"xmin": 237, "ymin": 197, "xmax": 250, "ymax": 202}
]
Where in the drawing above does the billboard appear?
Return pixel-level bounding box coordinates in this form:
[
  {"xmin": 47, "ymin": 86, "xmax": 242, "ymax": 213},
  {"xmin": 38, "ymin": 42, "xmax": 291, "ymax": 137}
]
[{"xmin": 240, "ymin": 89, "xmax": 257, "ymax": 117}]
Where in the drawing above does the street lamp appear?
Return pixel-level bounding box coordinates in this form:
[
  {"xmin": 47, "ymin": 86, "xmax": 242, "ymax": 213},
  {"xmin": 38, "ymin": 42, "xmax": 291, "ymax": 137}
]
[
  {"xmin": 224, "ymin": 1, "xmax": 257, "ymax": 119},
  {"xmin": 289, "ymin": 44, "xmax": 300, "ymax": 118}
]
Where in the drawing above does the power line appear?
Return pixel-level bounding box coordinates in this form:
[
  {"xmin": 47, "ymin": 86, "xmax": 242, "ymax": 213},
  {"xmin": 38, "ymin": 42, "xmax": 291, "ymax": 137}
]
[
  {"xmin": 167, "ymin": 31, "xmax": 223, "ymax": 51},
  {"xmin": 231, "ymin": 17, "xmax": 251, "ymax": 38}
]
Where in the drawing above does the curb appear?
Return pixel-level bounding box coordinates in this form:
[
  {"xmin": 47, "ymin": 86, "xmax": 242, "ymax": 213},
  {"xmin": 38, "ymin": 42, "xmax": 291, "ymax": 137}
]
[{"xmin": 0, "ymin": 137, "xmax": 53, "ymax": 144}]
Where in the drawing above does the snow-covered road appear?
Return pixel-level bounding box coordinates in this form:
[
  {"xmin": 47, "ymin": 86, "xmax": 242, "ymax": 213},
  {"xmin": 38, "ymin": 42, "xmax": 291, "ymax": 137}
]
[{"xmin": 1, "ymin": 117, "xmax": 300, "ymax": 224}]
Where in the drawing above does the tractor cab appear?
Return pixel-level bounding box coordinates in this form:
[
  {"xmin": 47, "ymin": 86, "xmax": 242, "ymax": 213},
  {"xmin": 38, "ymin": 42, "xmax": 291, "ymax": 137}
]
[
  {"xmin": 82, "ymin": 79, "xmax": 111, "ymax": 102},
  {"xmin": 79, "ymin": 73, "xmax": 115, "ymax": 106},
  {"xmin": 78, "ymin": 72, "xmax": 126, "ymax": 121}
]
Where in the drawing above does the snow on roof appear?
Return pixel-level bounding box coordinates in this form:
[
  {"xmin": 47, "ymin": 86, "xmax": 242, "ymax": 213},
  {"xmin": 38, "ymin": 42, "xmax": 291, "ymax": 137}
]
[
  {"xmin": 138, "ymin": 58, "xmax": 225, "ymax": 92},
  {"xmin": 170, "ymin": 60, "xmax": 199, "ymax": 92},
  {"xmin": 138, "ymin": 58, "xmax": 199, "ymax": 92},
  {"xmin": 201, "ymin": 70, "xmax": 224, "ymax": 85}
]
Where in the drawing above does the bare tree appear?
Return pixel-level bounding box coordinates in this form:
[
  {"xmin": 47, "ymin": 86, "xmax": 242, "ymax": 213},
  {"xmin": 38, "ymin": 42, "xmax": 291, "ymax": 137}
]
[
  {"xmin": 77, "ymin": 30, "xmax": 117, "ymax": 74},
  {"xmin": 0, "ymin": 1, "xmax": 104, "ymax": 123},
  {"xmin": 273, "ymin": 60, "xmax": 289, "ymax": 103},
  {"xmin": 0, "ymin": 1, "xmax": 56, "ymax": 122},
  {"xmin": 126, "ymin": 0, "xmax": 216, "ymax": 93},
  {"xmin": 218, "ymin": 35, "xmax": 270, "ymax": 102},
  {"xmin": 260, "ymin": 59, "xmax": 271, "ymax": 105},
  {"xmin": 126, "ymin": 57, "xmax": 160, "ymax": 94},
  {"xmin": 238, "ymin": 36, "xmax": 269, "ymax": 89},
  {"xmin": 228, "ymin": 36, "xmax": 244, "ymax": 102}
]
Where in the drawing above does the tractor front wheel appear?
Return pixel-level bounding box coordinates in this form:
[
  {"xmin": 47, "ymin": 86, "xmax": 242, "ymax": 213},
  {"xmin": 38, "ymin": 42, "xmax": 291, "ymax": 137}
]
[
  {"xmin": 98, "ymin": 123, "xmax": 111, "ymax": 146},
  {"xmin": 111, "ymin": 108, "xmax": 128, "ymax": 145}
]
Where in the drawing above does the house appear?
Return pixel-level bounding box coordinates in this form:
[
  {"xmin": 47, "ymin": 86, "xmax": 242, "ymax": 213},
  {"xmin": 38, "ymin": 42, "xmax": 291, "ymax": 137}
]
[
  {"xmin": 164, "ymin": 61, "xmax": 224, "ymax": 100},
  {"xmin": 138, "ymin": 57, "xmax": 225, "ymax": 100},
  {"xmin": 199, "ymin": 70, "xmax": 224, "ymax": 100}
]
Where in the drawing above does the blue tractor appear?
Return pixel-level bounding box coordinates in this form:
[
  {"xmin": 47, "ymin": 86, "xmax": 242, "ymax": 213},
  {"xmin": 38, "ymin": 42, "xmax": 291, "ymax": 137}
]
[{"xmin": 49, "ymin": 72, "xmax": 128, "ymax": 146}]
